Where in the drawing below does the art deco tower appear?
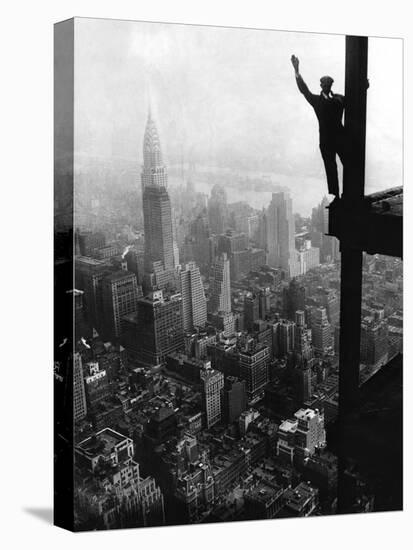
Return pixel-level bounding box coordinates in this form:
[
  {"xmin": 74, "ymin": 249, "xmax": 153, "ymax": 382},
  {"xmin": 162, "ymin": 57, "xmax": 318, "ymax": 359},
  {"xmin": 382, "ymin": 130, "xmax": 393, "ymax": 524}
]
[
  {"xmin": 141, "ymin": 111, "xmax": 177, "ymax": 276},
  {"xmin": 200, "ymin": 362, "xmax": 224, "ymax": 428},
  {"xmin": 208, "ymin": 253, "xmax": 231, "ymax": 314},
  {"xmin": 266, "ymin": 192, "xmax": 300, "ymax": 278},
  {"xmin": 180, "ymin": 261, "xmax": 207, "ymax": 331}
]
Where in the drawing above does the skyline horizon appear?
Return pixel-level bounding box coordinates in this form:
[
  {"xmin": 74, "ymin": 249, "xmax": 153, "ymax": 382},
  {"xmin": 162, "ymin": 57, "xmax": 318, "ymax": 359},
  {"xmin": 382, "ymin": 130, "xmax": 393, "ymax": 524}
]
[{"xmin": 73, "ymin": 19, "xmax": 402, "ymax": 217}]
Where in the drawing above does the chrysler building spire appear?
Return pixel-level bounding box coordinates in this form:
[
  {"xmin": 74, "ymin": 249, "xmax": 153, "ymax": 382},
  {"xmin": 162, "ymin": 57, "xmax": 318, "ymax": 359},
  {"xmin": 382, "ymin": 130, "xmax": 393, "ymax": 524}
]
[
  {"xmin": 141, "ymin": 108, "xmax": 177, "ymax": 276},
  {"xmin": 142, "ymin": 111, "xmax": 167, "ymax": 189}
]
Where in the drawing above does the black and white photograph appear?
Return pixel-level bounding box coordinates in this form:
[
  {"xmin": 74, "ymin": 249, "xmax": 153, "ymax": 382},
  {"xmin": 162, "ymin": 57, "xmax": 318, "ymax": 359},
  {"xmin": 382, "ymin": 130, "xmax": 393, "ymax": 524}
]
[
  {"xmin": 54, "ymin": 17, "xmax": 403, "ymax": 530},
  {"xmin": 1, "ymin": 2, "xmax": 411, "ymax": 549}
]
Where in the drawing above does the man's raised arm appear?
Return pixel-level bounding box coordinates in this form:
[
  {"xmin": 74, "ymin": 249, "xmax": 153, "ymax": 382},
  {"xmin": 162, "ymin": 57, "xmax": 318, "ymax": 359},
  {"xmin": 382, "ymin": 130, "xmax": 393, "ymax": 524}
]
[{"xmin": 291, "ymin": 55, "xmax": 314, "ymax": 106}]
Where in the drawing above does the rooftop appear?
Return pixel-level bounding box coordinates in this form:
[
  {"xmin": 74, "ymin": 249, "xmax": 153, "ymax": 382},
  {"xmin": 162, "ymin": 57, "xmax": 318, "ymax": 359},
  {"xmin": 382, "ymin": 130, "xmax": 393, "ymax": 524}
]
[
  {"xmin": 77, "ymin": 428, "xmax": 129, "ymax": 456},
  {"xmin": 247, "ymin": 482, "xmax": 283, "ymax": 505},
  {"xmin": 278, "ymin": 419, "xmax": 297, "ymax": 433},
  {"xmin": 284, "ymin": 482, "xmax": 318, "ymax": 510},
  {"xmin": 295, "ymin": 408, "xmax": 317, "ymax": 421},
  {"xmin": 103, "ymin": 270, "xmax": 134, "ymax": 282},
  {"xmin": 76, "ymin": 256, "xmax": 106, "ymax": 266}
]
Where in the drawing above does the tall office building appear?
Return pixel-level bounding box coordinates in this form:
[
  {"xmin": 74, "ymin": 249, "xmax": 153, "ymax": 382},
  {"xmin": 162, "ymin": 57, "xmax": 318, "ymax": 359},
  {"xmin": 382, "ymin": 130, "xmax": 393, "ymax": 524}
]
[
  {"xmin": 216, "ymin": 230, "xmax": 266, "ymax": 282},
  {"xmin": 186, "ymin": 214, "xmax": 211, "ymax": 274},
  {"xmin": 141, "ymin": 111, "xmax": 178, "ymax": 278},
  {"xmin": 297, "ymin": 362, "xmax": 313, "ymax": 403},
  {"xmin": 122, "ymin": 290, "xmax": 184, "ymax": 368},
  {"xmin": 274, "ymin": 319, "xmax": 296, "ymax": 358},
  {"xmin": 125, "ymin": 247, "xmax": 145, "ymax": 285},
  {"xmin": 266, "ymin": 192, "xmax": 299, "ymax": 278},
  {"xmin": 74, "ymin": 352, "xmax": 87, "ymax": 422},
  {"xmin": 257, "ymin": 209, "xmax": 268, "ymax": 251},
  {"xmin": 361, "ymin": 317, "xmax": 389, "ymax": 368},
  {"xmin": 101, "ymin": 271, "xmax": 140, "ymax": 340},
  {"xmin": 180, "ymin": 261, "xmax": 207, "ymax": 331},
  {"xmin": 217, "ymin": 230, "xmax": 248, "ymax": 256},
  {"xmin": 228, "ymin": 201, "xmax": 252, "ymax": 233},
  {"xmin": 295, "ymin": 310, "xmax": 305, "ymax": 327},
  {"xmin": 208, "ymin": 184, "xmax": 228, "ymax": 235},
  {"xmin": 221, "ymin": 376, "xmax": 247, "ymax": 423},
  {"xmin": 321, "ymin": 289, "xmax": 340, "ymax": 328},
  {"xmin": 209, "ymin": 311, "xmax": 235, "ymax": 338},
  {"xmin": 297, "ymin": 241, "xmax": 320, "ymax": 275},
  {"xmin": 294, "ymin": 310, "xmax": 313, "ymax": 361},
  {"xmin": 208, "ymin": 253, "xmax": 231, "ymax": 314},
  {"xmin": 277, "ymin": 408, "xmax": 326, "ymax": 463},
  {"xmin": 312, "ymin": 307, "xmax": 332, "ymax": 354},
  {"xmin": 75, "ymin": 256, "xmax": 108, "ymax": 332},
  {"xmin": 283, "ymin": 278, "xmax": 306, "ymax": 321},
  {"xmin": 239, "ymin": 342, "xmax": 269, "ymax": 402},
  {"xmin": 258, "ymin": 287, "xmax": 271, "ymax": 320},
  {"xmin": 200, "ymin": 362, "xmax": 224, "ymax": 428},
  {"xmin": 244, "ymin": 293, "xmax": 260, "ymax": 331},
  {"xmin": 222, "ymin": 231, "xmax": 247, "ymax": 279},
  {"xmin": 310, "ymin": 197, "xmax": 340, "ymax": 264},
  {"xmin": 247, "ymin": 214, "xmax": 260, "ymax": 241},
  {"xmin": 294, "ymin": 408, "xmax": 326, "ymax": 457}
]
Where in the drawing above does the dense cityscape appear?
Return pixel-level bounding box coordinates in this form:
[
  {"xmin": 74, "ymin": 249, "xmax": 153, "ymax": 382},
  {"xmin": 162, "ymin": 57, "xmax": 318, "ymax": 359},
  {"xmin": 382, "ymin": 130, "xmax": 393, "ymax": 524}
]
[{"xmin": 54, "ymin": 110, "xmax": 403, "ymax": 530}]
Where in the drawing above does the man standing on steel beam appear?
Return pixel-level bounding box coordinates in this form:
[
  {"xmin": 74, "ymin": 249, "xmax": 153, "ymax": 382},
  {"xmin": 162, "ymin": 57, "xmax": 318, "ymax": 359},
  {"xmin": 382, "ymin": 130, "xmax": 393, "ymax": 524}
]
[{"xmin": 291, "ymin": 54, "xmax": 347, "ymax": 202}]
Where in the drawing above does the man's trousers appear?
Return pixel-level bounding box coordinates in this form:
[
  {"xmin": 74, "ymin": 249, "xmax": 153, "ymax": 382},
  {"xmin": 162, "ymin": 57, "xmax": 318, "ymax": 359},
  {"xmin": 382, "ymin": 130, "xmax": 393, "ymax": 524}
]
[{"xmin": 320, "ymin": 138, "xmax": 346, "ymax": 197}]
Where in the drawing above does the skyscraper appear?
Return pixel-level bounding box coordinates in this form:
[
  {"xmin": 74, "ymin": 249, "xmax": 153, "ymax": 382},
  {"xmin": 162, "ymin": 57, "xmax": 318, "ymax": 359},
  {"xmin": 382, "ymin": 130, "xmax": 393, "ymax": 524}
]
[
  {"xmin": 180, "ymin": 261, "xmax": 207, "ymax": 331},
  {"xmin": 209, "ymin": 311, "xmax": 235, "ymax": 338},
  {"xmin": 257, "ymin": 209, "xmax": 268, "ymax": 251},
  {"xmin": 122, "ymin": 290, "xmax": 184, "ymax": 368},
  {"xmin": 310, "ymin": 197, "xmax": 340, "ymax": 264},
  {"xmin": 217, "ymin": 230, "xmax": 248, "ymax": 256},
  {"xmin": 312, "ymin": 307, "xmax": 332, "ymax": 354},
  {"xmin": 258, "ymin": 287, "xmax": 271, "ymax": 320},
  {"xmin": 294, "ymin": 408, "xmax": 326, "ymax": 457},
  {"xmin": 277, "ymin": 408, "xmax": 326, "ymax": 463},
  {"xmin": 283, "ymin": 278, "xmax": 306, "ymax": 321},
  {"xmin": 321, "ymin": 289, "xmax": 340, "ymax": 328},
  {"xmin": 266, "ymin": 192, "xmax": 299, "ymax": 278},
  {"xmin": 208, "ymin": 184, "xmax": 228, "ymax": 235},
  {"xmin": 294, "ymin": 311, "xmax": 312, "ymax": 356},
  {"xmin": 141, "ymin": 111, "xmax": 178, "ymax": 279},
  {"xmin": 216, "ymin": 229, "xmax": 265, "ymax": 282},
  {"xmin": 221, "ymin": 376, "xmax": 247, "ymax": 423},
  {"xmin": 274, "ymin": 319, "xmax": 296, "ymax": 358},
  {"xmin": 73, "ymin": 352, "xmax": 87, "ymax": 422},
  {"xmin": 101, "ymin": 271, "xmax": 140, "ymax": 340},
  {"xmin": 297, "ymin": 240, "xmax": 320, "ymax": 275},
  {"xmin": 244, "ymin": 293, "xmax": 260, "ymax": 331},
  {"xmin": 75, "ymin": 256, "xmax": 108, "ymax": 333},
  {"xmin": 360, "ymin": 317, "xmax": 389, "ymax": 368},
  {"xmin": 208, "ymin": 253, "xmax": 231, "ymax": 314},
  {"xmin": 239, "ymin": 342, "xmax": 269, "ymax": 403},
  {"xmin": 200, "ymin": 362, "xmax": 224, "ymax": 428},
  {"xmin": 297, "ymin": 361, "xmax": 312, "ymax": 403},
  {"xmin": 186, "ymin": 213, "xmax": 211, "ymax": 274}
]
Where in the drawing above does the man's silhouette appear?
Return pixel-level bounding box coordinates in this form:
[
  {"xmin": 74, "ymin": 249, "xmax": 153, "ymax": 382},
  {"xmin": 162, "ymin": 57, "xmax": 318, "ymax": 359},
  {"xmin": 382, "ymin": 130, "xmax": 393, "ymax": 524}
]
[{"xmin": 291, "ymin": 54, "xmax": 346, "ymax": 199}]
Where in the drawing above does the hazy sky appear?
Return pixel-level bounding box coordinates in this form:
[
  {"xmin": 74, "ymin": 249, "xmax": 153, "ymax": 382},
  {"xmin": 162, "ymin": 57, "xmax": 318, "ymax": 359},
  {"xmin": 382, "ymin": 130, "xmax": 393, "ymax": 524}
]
[{"xmin": 74, "ymin": 18, "xmax": 402, "ymax": 215}]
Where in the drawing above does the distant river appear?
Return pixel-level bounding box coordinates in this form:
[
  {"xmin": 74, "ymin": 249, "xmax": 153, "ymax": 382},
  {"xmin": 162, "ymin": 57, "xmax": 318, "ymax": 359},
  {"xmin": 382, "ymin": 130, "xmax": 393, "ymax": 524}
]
[{"xmin": 168, "ymin": 165, "xmax": 327, "ymax": 216}]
